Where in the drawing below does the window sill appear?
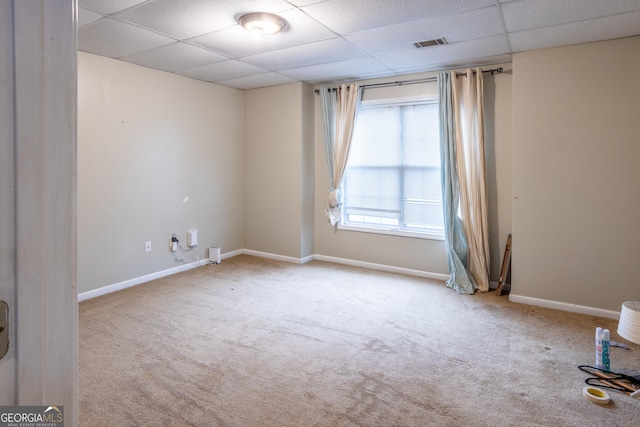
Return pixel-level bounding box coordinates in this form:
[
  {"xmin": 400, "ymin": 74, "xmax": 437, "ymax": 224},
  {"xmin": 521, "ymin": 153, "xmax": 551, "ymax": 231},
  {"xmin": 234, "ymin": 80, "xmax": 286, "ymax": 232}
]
[{"xmin": 338, "ymin": 224, "xmax": 445, "ymax": 241}]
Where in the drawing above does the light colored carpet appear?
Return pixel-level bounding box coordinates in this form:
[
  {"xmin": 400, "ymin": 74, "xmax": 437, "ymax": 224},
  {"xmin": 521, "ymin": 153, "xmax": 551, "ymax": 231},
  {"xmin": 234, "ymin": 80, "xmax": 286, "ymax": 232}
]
[{"xmin": 79, "ymin": 255, "xmax": 639, "ymax": 426}]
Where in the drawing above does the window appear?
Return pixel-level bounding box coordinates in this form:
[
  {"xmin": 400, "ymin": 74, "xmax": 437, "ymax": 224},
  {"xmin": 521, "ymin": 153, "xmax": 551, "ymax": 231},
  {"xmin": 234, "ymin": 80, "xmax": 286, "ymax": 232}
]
[{"xmin": 341, "ymin": 98, "xmax": 444, "ymax": 239}]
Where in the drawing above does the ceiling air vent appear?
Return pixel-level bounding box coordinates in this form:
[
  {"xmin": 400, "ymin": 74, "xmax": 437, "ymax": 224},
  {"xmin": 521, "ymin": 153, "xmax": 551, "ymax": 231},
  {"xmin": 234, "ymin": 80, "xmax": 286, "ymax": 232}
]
[{"xmin": 413, "ymin": 37, "xmax": 448, "ymax": 49}]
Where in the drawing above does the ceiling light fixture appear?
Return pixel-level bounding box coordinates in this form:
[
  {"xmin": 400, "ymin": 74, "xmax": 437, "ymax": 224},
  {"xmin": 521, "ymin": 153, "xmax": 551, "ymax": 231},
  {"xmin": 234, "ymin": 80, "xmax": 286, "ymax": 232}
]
[{"xmin": 238, "ymin": 12, "xmax": 287, "ymax": 37}]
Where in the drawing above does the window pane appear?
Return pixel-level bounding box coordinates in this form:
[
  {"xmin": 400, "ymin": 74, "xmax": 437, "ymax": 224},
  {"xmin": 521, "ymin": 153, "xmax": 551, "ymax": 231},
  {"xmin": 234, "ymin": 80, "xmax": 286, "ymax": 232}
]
[
  {"xmin": 403, "ymin": 104, "xmax": 440, "ymax": 167},
  {"xmin": 343, "ymin": 99, "xmax": 443, "ymax": 237},
  {"xmin": 344, "ymin": 166, "xmax": 400, "ymax": 218},
  {"xmin": 403, "ymin": 201, "xmax": 443, "ymax": 231},
  {"xmin": 404, "ymin": 167, "xmax": 441, "ymax": 202},
  {"xmin": 349, "ymin": 107, "xmax": 401, "ymax": 166}
]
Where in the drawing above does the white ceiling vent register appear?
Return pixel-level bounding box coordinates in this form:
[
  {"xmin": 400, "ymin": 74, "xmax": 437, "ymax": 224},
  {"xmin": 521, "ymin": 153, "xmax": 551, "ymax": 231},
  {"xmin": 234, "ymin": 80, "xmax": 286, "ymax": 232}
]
[{"xmin": 413, "ymin": 38, "xmax": 448, "ymax": 49}]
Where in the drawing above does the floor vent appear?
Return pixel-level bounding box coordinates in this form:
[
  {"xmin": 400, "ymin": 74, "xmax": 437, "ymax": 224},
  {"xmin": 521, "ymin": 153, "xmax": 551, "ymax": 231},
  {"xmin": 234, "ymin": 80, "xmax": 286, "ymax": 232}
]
[{"xmin": 413, "ymin": 37, "xmax": 448, "ymax": 49}]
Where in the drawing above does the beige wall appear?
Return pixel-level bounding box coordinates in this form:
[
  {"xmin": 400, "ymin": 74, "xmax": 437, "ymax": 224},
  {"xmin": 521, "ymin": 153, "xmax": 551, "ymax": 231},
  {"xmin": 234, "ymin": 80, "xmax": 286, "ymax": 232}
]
[
  {"xmin": 78, "ymin": 54, "xmax": 513, "ymax": 295},
  {"xmin": 78, "ymin": 52, "xmax": 244, "ymax": 293},
  {"xmin": 301, "ymin": 84, "xmax": 316, "ymax": 259},
  {"xmin": 243, "ymin": 82, "xmax": 315, "ymax": 259},
  {"xmin": 512, "ymin": 36, "xmax": 640, "ymax": 311},
  {"xmin": 80, "ymin": 36, "xmax": 640, "ymax": 314},
  {"xmin": 485, "ymin": 66, "xmax": 514, "ymax": 281},
  {"xmin": 313, "ymin": 68, "xmax": 513, "ymax": 281}
]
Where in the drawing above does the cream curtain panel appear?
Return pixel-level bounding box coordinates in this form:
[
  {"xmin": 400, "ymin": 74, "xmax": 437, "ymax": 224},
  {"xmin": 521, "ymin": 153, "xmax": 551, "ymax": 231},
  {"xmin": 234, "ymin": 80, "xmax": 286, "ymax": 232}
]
[
  {"xmin": 319, "ymin": 83, "xmax": 361, "ymax": 225},
  {"xmin": 452, "ymin": 68, "xmax": 491, "ymax": 292},
  {"xmin": 439, "ymin": 71, "xmax": 477, "ymax": 294}
]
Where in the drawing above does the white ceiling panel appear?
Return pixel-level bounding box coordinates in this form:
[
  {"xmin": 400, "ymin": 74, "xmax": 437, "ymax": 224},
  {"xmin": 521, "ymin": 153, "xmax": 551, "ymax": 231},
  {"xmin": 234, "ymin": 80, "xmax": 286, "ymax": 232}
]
[
  {"xmin": 304, "ymin": 71, "xmax": 394, "ymax": 86},
  {"xmin": 216, "ymin": 72, "xmax": 298, "ymax": 90},
  {"xmin": 121, "ymin": 42, "xmax": 228, "ymax": 72},
  {"xmin": 393, "ymin": 53, "xmax": 513, "ymax": 75},
  {"xmin": 299, "ymin": 0, "xmax": 496, "ymax": 35},
  {"xmin": 345, "ymin": 7, "xmax": 505, "ymax": 56},
  {"xmin": 112, "ymin": 0, "xmax": 295, "ymax": 40},
  {"xmin": 240, "ymin": 38, "xmax": 366, "ymax": 70},
  {"xmin": 77, "ymin": 0, "xmax": 640, "ymax": 89},
  {"xmin": 509, "ymin": 10, "xmax": 640, "ymax": 52},
  {"xmin": 188, "ymin": 8, "xmax": 337, "ymax": 58},
  {"xmin": 176, "ymin": 59, "xmax": 267, "ymax": 82},
  {"xmin": 78, "ymin": 7, "xmax": 104, "ymax": 28},
  {"xmin": 286, "ymin": 0, "xmax": 329, "ymax": 6},
  {"xmin": 80, "ymin": 0, "xmax": 148, "ymax": 15},
  {"xmin": 375, "ymin": 35, "xmax": 511, "ymax": 72},
  {"xmin": 78, "ymin": 18, "xmax": 176, "ymax": 59},
  {"xmin": 502, "ymin": 0, "xmax": 640, "ymax": 32},
  {"xmin": 279, "ymin": 57, "xmax": 391, "ymax": 82}
]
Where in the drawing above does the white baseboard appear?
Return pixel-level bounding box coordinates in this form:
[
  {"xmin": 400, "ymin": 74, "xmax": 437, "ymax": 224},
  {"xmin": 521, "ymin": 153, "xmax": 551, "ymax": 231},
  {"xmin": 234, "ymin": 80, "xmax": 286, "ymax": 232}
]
[
  {"xmin": 79, "ymin": 259, "xmax": 208, "ymax": 302},
  {"xmin": 78, "ymin": 249, "xmax": 251, "ymax": 302},
  {"xmin": 509, "ymin": 294, "xmax": 620, "ymax": 320},
  {"xmin": 313, "ymin": 254, "xmax": 450, "ymax": 282},
  {"xmin": 300, "ymin": 254, "xmax": 315, "ymax": 264},
  {"xmin": 79, "ymin": 249, "xmax": 620, "ymax": 320},
  {"xmin": 221, "ymin": 249, "xmax": 450, "ymax": 281},
  {"xmin": 242, "ymin": 249, "xmax": 311, "ymax": 264},
  {"xmin": 222, "ymin": 249, "xmax": 243, "ymax": 260}
]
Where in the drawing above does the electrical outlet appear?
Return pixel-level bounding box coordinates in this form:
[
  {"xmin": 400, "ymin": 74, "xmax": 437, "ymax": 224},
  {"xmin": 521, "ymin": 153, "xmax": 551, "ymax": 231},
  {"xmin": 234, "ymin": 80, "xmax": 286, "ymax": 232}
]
[{"xmin": 145, "ymin": 241, "xmax": 152, "ymax": 253}]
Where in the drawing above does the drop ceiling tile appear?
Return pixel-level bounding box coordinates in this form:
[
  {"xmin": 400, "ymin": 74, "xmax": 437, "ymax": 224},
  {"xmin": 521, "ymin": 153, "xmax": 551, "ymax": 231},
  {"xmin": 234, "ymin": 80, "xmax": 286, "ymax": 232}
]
[
  {"xmin": 215, "ymin": 72, "xmax": 298, "ymax": 90},
  {"xmin": 502, "ymin": 0, "xmax": 640, "ymax": 32},
  {"xmin": 392, "ymin": 53, "xmax": 512, "ymax": 75},
  {"xmin": 300, "ymin": 0, "xmax": 495, "ymax": 35},
  {"xmin": 176, "ymin": 60, "xmax": 267, "ymax": 82},
  {"xmin": 509, "ymin": 11, "xmax": 640, "ymax": 52},
  {"xmin": 374, "ymin": 35, "xmax": 510, "ymax": 71},
  {"xmin": 79, "ymin": 0, "xmax": 149, "ymax": 15},
  {"xmin": 240, "ymin": 38, "xmax": 365, "ymax": 71},
  {"xmin": 78, "ymin": 7, "xmax": 104, "ymax": 28},
  {"xmin": 346, "ymin": 6, "xmax": 504, "ymax": 56},
  {"xmin": 279, "ymin": 57, "xmax": 391, "ymax": 81},
  {"xmin": 305, "ymin": 70, "xmax": 395, "ymax": 86},
  {"xmin": 78, "ymin": 18, "xmax": 176, "ymax": 58},
  {"xmin": 189, "ymin": 8, "xmax": 337, "ymax": 58},
  {"xmin": 75, "ymin": 0, "xmax": 640, "ymax": 90},
  {"xmin": 286, "ymin": 0, "xmax": 330, "ymax": 6},
  {"xmin": 112, "ymin": 0, "xmax": 295, "ymax": 40},
  {"xmin": 121, "ymin": 42, "xmax": 228, "ymax": 72}
]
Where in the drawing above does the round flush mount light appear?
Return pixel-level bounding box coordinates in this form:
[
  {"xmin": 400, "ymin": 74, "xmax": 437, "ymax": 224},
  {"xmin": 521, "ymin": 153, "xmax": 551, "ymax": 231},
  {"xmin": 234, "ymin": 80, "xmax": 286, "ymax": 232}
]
[{"xmin": 238, "ymin": 12, "xmax": 287, "ymax": 36}]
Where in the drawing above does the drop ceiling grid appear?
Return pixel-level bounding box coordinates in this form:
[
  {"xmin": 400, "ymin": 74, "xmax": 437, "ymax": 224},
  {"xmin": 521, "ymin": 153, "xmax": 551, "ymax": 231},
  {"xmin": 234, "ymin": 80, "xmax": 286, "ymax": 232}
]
[
  {"xmin": 278, "ymin": 56, "xmax": 392, "ymax": 82},
  {"xmin": 76, "ymin": 0, "xmax": 640, "ymax": 90},
  {"xmin": 78, "ymin": 18, "xmax": 176, "ymax": 59},
  {"xmin": 176, "ymin": 60, "xmax": 268, "ymax": 82},
  {"xmin": 501, "ymin": 0, "xmax": 640, "ymax": 32},
  {"xmin": 186, "ymin": 8, "xmax": 338, "ymax": 59},
  {"xmin": 78, "ymin": 8, "xmax": 103, "ymax": 27},
  {"xmin": 121, "ymin": 42, "xmax": 228, "ymax": 72},
  {"xmin": 298, "ymin": 0, "xmax": 497, "ymax": 35},
  {"xmin": 238, "ymin": 38, "xmax": 368, "ymax": 72},
  {"xmin": 508, "ymin": 10, "xmax": 640, "ymax": 52},
  {"xmin": 344, "ymin": 7, "xmax": 506, "ymax": 57},
  {"xmin": 215, "ymin": 72, "xmax": 298, "ymax": 90},
  {"xmin": 80, "ymin": 0, "xmax": 149, "ymax": 15},
  {"xmin": 373, "ymin": 34, "xmax": 511, "ymax": 72},
  {"xmin": 110, "ymin": 0, "xmax": 297, "ymax": 40}
]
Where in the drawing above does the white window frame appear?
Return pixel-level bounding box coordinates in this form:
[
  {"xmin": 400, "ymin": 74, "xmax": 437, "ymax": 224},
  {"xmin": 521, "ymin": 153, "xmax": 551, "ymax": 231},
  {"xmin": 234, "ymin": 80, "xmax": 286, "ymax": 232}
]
[{"xmin": 338, "ymin": 95, "xmax": 444, "ymax": 241}]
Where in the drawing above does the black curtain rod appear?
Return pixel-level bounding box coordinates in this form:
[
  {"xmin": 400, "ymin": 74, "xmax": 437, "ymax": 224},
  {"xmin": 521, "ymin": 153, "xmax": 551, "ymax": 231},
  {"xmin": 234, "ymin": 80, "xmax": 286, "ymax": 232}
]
[{"xmin": 314, "ymin": 67, "xmax": 504, "ymax": 94}]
